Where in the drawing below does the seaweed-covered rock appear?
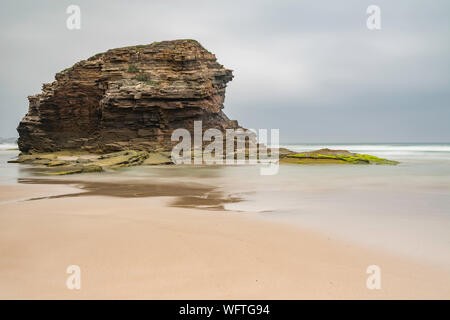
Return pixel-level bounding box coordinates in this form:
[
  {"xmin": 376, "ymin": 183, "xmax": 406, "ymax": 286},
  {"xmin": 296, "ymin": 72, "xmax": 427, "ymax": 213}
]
[
  {"xmin": 48, "ymin": 165, "xmax": 103, "ymax": 175},
  {"xmin": 281, "ymin": 148, "xmax": 399, "ymax": 165},
  {"xmin": 47, "ymin": 160, "xmax": 68, "ymax": 167},
  {"xmin": 142, "ymin": 152, "xmax": 173, "ymax": 165},
  {"xmin": 91, "ymin": 150, "xmax": 148, "ymax": 167},
  {"xmin": 7, "ymin": 149, "xmax": 172, "ymax": 175}
]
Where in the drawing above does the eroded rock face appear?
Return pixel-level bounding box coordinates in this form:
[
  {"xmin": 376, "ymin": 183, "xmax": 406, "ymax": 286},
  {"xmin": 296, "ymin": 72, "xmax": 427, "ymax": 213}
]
[{"xmin": 17, "ymin": 40, "xmax": 238, "ymax": 153}]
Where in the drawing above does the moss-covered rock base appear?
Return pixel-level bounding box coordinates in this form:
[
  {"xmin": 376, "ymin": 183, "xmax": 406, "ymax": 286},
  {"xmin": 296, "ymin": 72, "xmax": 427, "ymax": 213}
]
[{"xmin": 280, "ymin": 148, "xmax": 399, "ymax": 165}]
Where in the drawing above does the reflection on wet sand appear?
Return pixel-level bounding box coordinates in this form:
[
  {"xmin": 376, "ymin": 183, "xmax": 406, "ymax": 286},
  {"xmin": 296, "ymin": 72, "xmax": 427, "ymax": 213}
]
[{"xmin": 18, "ymin": 178, "xmax": 242, "ymax": 210}]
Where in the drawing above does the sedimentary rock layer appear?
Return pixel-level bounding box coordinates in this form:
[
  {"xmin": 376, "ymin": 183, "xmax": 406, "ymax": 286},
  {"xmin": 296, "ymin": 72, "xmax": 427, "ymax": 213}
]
[{"xmin": 17, "ymin": 40, "xmax": 238, "ymax": 153}]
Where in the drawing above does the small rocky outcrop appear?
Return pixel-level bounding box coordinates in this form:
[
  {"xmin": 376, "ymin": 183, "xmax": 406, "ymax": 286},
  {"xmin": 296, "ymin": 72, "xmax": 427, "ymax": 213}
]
[
  {"xmin": 280, "ymin": 148, "xmax": 399, "ymax": 165},
  {"xmin": 8, "ymin": 150, "xmax": 172, "ymax": 175},
  {"xmin": 17, "ymin": 40, "xmax": 238, "ymax": 153}
]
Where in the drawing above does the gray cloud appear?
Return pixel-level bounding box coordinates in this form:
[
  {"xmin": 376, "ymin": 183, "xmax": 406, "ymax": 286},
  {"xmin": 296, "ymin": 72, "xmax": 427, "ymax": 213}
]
[{"xmin": 1, "ymin": 0, "xmax": 449, "ymax": 142}]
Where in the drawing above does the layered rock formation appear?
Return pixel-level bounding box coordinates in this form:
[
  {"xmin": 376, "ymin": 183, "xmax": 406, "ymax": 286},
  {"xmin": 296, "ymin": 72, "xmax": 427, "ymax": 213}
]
[{"xmin": 17, "ymin": 40, "xmax": 238, "ymax": 153}]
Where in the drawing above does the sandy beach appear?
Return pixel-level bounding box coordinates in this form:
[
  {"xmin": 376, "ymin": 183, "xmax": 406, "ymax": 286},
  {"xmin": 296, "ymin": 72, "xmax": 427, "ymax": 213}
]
[{"xmin": 1, "ymin": 181, "xmax": 449, "ymax": 299}]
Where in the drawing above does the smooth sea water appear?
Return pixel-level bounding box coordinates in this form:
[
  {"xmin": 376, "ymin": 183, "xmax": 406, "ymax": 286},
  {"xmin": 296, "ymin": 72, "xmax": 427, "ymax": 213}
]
[
  {"xmin": 1, "ymin": 142, "xmax": 450, "ymax": 267},
  {"xmin": 0, "ymin": 144, "xmax": 21, "ymax": 184}
]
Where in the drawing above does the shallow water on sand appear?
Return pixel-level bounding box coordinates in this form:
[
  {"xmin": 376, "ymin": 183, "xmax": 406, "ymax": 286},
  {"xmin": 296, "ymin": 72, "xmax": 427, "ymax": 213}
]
[{"xmin": 1, "ymin": 143, "xmax": 450, "ymax": 267}]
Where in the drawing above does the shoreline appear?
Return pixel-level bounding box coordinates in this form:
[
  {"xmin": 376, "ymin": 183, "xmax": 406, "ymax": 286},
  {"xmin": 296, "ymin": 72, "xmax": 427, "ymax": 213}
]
[{"xmin": 1, "ymin": 183, "xmax": 449, "ymax": 299}]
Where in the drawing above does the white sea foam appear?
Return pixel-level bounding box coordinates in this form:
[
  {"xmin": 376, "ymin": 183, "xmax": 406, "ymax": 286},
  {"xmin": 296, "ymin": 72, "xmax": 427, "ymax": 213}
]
[{"xmin": 0, "ymin": 143, "xmax": 18, "ymax": 150}]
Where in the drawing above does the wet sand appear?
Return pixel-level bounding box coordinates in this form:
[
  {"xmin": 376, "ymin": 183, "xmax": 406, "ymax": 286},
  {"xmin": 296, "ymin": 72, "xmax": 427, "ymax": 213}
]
[
  {"xmin": 1, "ymin": 182, "xmax": 449, "ymax": 299},
  {"xmin": 17, "ymin": 177, "xmax": 242, "ymax": 210}
]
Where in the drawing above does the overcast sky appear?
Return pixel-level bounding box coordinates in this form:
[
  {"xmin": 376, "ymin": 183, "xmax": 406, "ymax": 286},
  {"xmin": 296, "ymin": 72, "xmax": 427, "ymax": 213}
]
[{"xmin": 1, "ymin": 0, "xmax": 449, "ymax": 142}]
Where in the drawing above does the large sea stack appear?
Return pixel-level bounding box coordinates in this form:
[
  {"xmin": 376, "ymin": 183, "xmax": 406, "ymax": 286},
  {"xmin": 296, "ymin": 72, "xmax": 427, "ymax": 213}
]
[{"xmin": 17, "ymin": 40, "xmax": 238, "ymax": 153}]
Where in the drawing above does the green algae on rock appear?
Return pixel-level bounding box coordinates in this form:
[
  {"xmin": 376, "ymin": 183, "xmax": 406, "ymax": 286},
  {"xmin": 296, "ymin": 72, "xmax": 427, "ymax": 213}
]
[
  {"xmin": 91, "ymin": 150, "xmax": 148, "ymax": 168},
  {"xmin": 46, "ymin": 160, "xmax": 67, "ymax": 167},
  {"xmin": 8, "ymin": 150, "xmax": 172, "ymax": 175},
  {"xmin": 281, "ymin": 148, "xmax": 399, "ymax": 165},
  {"xmin": 142, "ymin": 152, "xmax": 173, "ymax": 165},
  {"xmin": 47, "ymin": 165, "xmax": 103, "ymax": 175}
]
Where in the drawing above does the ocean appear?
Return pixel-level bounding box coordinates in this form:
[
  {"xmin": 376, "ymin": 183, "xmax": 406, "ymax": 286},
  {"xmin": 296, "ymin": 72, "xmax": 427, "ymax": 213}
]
[{"xmin": 1, "ymin": 142, "xmax": 450, "ymax": 267}]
